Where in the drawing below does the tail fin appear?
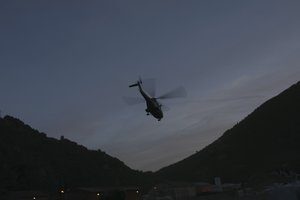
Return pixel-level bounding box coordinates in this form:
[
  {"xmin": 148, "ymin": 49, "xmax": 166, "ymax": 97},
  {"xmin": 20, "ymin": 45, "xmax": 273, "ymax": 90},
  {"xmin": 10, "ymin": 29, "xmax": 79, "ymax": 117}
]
[
  {"xmin": 129, "ymin": 83, "xmax": 139, "ymax": 87},
  {"xmin": 129, "ymin": 77, "xmax": 142, "ymax": 88}
]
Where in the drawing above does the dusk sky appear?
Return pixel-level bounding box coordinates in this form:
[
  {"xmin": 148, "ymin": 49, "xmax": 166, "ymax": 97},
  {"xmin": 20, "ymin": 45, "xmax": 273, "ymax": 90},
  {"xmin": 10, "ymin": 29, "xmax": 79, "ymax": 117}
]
[{"xmin": 1, "ymin": 0, "xmax": 300, "ymax": 171}]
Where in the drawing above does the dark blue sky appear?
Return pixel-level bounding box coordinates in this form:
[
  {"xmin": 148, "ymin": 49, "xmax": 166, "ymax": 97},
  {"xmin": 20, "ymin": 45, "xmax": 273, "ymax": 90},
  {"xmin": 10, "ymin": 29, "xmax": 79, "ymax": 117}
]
[{"xmin": 1, "ymin": 0, "xmax": 300, "ymax": 171}]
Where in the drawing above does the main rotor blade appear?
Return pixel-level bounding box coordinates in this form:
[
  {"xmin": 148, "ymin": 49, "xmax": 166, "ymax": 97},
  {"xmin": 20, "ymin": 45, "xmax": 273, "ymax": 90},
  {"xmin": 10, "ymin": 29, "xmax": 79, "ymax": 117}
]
[
  {"xmin": 157, "ymin": 86, "xmax": 187, "ymax": 99},
  {"xmin": 123, "ymin": 97, "xmax": 145, "ymax": 105},
  {"xmin": 142, "ymin": 78, "xmax": 156, "ymax": 97}
]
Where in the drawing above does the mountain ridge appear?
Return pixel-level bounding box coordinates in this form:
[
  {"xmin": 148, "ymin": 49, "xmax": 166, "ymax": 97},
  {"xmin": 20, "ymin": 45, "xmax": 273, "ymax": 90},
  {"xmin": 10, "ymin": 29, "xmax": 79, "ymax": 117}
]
[
  {"xmin": 1, "ymin": 80, "xmax": 300, "ymax": 191},
  {"xmin": 0, "ymin": 115, "xmax": 153, "ymax": 191},
  {"xmin": 156, "ymin": 81, "xmax": 300, "ymax": 184}
]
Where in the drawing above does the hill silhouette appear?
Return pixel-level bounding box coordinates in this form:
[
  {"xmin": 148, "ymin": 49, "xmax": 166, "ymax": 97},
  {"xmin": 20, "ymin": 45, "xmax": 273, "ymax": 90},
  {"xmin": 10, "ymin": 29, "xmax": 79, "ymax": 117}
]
[
  {"xmin": 1, "ymin": 81, "xmax": 300, "ymax": 192},
  {"xmin": 156, "ymin": 81, "xmax": 300, "ymax": 185},
  {"xmin": 0, "ymin": 116, "xmax": 153, "ymax": 191}
]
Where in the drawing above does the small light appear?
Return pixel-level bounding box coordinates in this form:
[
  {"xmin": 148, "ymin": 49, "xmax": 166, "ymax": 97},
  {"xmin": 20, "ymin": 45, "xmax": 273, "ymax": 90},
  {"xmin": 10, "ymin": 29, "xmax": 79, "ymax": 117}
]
[
  {"xmin": 61, "ymin": 190, "xmax": 64, "ymax": 194},
  {"xmin": 33, "ymin": 197, "xmax": 36, "ymax": 200},
  {"xmin": 97, "ymin": 193, "xmax": 100, "ymax": 196},
  {"xmin": 136, "ymin": 190, "xmax": 139, "ymax": 194}
]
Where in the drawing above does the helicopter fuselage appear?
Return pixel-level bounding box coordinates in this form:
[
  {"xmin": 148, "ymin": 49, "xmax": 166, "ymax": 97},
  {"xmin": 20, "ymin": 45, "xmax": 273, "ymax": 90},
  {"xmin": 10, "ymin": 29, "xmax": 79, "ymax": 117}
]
[{"xmin": 130, "ymin": 81, "xmax": 163, "ymax": 121}]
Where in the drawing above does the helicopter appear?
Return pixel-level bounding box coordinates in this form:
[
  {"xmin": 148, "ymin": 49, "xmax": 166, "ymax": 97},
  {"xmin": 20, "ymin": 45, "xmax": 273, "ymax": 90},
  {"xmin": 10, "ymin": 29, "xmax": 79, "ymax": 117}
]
[{"xmin": 127, "ymin": 78, "xmax": 186, "ymax": 121}]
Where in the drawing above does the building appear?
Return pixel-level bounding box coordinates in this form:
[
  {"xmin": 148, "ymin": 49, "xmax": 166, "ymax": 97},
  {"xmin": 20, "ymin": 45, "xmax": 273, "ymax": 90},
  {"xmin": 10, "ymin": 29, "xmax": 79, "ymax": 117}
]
[{"xmin": 65, "ymin": 186, "xmax": 141, "ymax": 200}]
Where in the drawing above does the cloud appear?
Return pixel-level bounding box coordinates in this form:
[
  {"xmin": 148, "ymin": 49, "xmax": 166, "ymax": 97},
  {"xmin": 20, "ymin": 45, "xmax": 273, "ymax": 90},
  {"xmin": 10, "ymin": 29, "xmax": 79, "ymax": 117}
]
[
  {"xmin": 84, "ymin": 66, "xmax": 300, "ymax": 171},
  {"xmin": 2, "ymin": 0, "xmax": 300, "ymax": 172}
]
